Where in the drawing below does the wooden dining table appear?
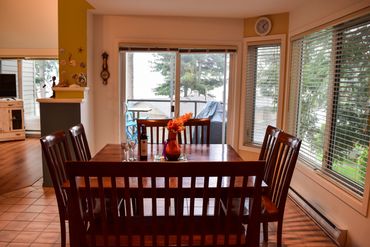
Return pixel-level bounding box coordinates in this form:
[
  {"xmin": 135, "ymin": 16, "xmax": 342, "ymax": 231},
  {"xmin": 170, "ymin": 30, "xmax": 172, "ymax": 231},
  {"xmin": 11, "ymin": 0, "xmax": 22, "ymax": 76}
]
[
  {"xmin": 64, "ymin": 144, "xmax": 248, "ymax": 189},
  {"xmin": 92, "ymin": 143, "xmax": 242, "ymax": 162},
  {"xmin": 86, "ymin": 143, "xmax": 267, "ymax": 190},
  {"xmin": 65, "ymin": 144, "xmax": 264, "ymax": 246},
  {"xmin": 65, "ymin": 144, "xmax": 267, "ymax": 190}
]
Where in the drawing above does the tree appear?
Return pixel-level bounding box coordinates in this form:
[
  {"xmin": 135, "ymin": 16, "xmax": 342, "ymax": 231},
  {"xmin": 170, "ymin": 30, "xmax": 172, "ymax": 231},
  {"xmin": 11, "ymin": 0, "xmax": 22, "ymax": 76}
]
[
  {"xmin": 35, "ymin": 60, "xmax": 58, "ymax": 86},
  {"xmin": 255, "ymin": 46, "xmax": 280, "ymax": 108},
  {"xmin": 34, "ymin": 60, "xmax": 58, "ymax": 98},
  {"xmin": 293, "ymin": 25, "xmax": 369, "ymax": 187},
  {"xmin": 330, "ymin": 25, "xmax": 369, "ymax": 185},
  {"xmin": 298, "ymin": 34, "xmax": 332, "ymax": 162},
  {"xmin": 151, "ymin": 53, "xmax": 226, "ymax": 99}
]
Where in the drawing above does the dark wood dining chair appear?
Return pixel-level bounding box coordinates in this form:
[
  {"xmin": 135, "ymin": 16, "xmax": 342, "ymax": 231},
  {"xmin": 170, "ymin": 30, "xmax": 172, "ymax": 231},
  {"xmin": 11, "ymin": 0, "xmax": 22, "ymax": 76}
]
[
  {"xmin": 137, "ymin": 118, "xmax": 211, "ymax": 144},
  {"xmin": 66, "ymin": 160, "xmax": 264, "ymax": 247},
  {"xmin": 40, "ymin": 131, "xmax": 71, "ymax": 247},
  {"xmin": 68, "ymin": 123, "xmax": 91, "ymax": 161},
  {"xmin": 137, "ymin": 119, "xmax": 170, "ymax": 144},
  {"xmin": 259, "ymin": 125, "xmax": 281, "ymax": 186},
  {"xmin": 181, "ymin": 118, "xmax": 211, "ymax": 144},
  {"xmin": 261, "ymin": 131, "xmax": 302, "ymax": 246}
]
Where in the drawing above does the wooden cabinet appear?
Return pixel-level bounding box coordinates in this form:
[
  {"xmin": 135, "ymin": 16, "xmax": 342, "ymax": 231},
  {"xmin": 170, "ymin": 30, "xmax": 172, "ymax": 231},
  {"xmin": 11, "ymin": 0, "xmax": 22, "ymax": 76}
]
[{"xmin": 0, "ymin": 100, "xmax": 25, "ymax": 141}]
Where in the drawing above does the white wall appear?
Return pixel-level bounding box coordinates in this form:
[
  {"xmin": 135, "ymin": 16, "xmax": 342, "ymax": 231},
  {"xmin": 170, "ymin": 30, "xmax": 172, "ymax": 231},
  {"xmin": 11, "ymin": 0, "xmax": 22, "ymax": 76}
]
[
  {"xmin": 91, "ymin": 15, "xmax": 244, "ymax": 152},
  {"xmin": 288, "ymin": 1, "xmax": 370, "ymax": 246},
  {"xmin": 90, "ymin": 4, "xmax": 370, "ymax": 246},
  {"xmin": 0, "ymin": 0, "xmax": 58, "ymax": 57},
  {"xmin": 84, "ymin": 12, "xmax": 96, "ymax": 155},
  {"xmin": 289, "ymin": 0, "xmax": 369, "ymax": 35}
]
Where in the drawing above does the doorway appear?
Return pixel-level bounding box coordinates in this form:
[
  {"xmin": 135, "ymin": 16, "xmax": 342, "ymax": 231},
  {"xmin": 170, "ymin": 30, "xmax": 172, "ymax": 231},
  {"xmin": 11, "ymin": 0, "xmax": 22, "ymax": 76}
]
[
  {"xmin": 120, "ymin": 46, "xmax": 235, "ymax": 144},
  {"xmin": 0, "ymin": 59, "xmax": 58, "ymax": 134}
]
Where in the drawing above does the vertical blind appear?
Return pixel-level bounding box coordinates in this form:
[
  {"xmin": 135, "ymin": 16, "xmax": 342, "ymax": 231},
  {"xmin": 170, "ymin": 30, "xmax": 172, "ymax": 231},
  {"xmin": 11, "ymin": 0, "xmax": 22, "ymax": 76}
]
[
  {"xmin": 289, "ymin": 14, "xmax": 370, "ymax": 195},
  {"xmin": 244, "ymin": 44, "xmax": 280, "ymax": 145}
]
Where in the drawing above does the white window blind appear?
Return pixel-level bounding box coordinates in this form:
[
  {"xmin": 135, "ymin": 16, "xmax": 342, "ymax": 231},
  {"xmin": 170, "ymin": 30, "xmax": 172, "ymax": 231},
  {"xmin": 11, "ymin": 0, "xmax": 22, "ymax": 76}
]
[
  {"xmin": 289, "ymin": 15, "xmax": 370, "ymax": 195},
  {"xmin": 244, "ymin": 44, "xmax": 280, "ymax": 144}
]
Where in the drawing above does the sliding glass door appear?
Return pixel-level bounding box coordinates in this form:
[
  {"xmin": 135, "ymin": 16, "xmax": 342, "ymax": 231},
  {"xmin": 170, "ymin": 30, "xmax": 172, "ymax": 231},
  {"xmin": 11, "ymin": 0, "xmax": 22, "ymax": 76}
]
[
  {"xmin": 121, "ymin": 47, "xmax": 232, "ymax": 144},
  {"xmin": 125, "ymin": 51, "xmax": 175, "ymax": 119},
  {"xmin": 179, "ymin": 53, "xmax": 229, "ymax": 144}
]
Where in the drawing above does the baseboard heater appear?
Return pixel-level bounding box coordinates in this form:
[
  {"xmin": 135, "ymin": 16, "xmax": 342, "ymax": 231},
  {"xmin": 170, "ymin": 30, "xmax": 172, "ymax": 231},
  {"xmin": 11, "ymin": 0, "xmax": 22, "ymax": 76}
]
[{"xmin": 289, "ymin": 188, "xmax": 347, "ymax": 247}]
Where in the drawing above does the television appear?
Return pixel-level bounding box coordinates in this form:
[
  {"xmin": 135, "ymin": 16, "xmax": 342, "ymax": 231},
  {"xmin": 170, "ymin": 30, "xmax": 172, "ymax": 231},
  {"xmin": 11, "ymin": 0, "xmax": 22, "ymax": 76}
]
[{"xmin": 0, "ymin": 74, "xmax": 17, "ymax": 98}]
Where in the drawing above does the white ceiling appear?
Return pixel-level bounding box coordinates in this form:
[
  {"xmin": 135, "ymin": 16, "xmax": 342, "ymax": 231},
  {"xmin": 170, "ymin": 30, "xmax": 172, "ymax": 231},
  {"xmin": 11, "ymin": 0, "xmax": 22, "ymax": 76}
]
[{"xmin": 86, "ymin": 0, "xmax": 307, "ymax": 18}]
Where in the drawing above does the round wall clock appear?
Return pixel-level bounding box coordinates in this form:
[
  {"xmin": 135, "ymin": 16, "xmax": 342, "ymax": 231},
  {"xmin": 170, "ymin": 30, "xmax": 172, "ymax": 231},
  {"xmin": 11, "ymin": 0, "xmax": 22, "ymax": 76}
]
[
  {"xmin": 101, "ymin": 52, "xmax": 110, "ymax": 85},
  {"xmin": 255, "ymin": 17, "xmax": 272, "ymax": 36}
]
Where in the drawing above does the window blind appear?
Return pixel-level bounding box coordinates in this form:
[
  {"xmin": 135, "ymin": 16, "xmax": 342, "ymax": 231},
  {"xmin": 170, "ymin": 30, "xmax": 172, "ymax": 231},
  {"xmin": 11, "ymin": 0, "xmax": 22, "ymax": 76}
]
[
  {"xmin": 119, "ymin": 46, "xmax": 237, "ymax": 53},
  {"xmin": 290, "ymin": 15, "xmax": 370, "ymax": 195},
  {"xmin": 244, "ymin": 44, "xmax": 280, "ymax": 145}
]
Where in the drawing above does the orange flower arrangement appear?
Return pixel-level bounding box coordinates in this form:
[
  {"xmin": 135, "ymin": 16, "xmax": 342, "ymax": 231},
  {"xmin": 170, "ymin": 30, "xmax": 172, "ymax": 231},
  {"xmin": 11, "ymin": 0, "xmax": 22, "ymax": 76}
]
[{"xmin": 167, "ymin": 113, "xmax": 193, "ymax": 133}]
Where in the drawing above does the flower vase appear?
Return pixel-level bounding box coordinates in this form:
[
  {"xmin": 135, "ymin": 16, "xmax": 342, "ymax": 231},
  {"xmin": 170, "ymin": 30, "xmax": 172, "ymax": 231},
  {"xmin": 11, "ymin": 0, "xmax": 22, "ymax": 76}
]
[{"xmin": 165, "ymin": 132, "xmax": 181, "ymax": 161}]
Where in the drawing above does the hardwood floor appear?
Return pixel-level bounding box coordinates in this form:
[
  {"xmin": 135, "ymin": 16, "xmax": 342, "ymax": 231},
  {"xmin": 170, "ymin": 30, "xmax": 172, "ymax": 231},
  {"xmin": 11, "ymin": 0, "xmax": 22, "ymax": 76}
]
[{"xmin": 0, "ymin": 138, "xmax": 42, "ymax": 195}]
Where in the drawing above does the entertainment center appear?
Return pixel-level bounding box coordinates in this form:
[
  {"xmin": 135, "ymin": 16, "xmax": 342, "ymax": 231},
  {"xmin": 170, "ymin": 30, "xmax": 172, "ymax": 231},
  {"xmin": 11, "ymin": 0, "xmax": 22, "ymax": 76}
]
[
  {"xmin": 0, "ymin": 74, "xmax": 25, "ymax": 141},
  {"xmin": 0, "ymin": 99, "xmax": 25, "ymax": 141}
]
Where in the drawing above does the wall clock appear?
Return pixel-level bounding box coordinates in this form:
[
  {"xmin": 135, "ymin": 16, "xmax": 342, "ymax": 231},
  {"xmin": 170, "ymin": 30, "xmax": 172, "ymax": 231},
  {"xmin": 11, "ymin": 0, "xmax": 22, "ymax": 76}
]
[
  {"xmin": 101, "ymin": 52, "xmax": 110, "ymax": 85},
  {"xmin": 255, "ymin": 17, "xmax": 272, "ymax": 36}
]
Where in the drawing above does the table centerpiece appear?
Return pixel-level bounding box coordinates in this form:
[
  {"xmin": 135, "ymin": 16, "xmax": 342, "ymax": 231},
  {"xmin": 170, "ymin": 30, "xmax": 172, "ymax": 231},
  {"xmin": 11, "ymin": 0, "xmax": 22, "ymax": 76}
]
[{"xmin": 165, "ymin": 112, "xmax": 192, "ymax": 161}]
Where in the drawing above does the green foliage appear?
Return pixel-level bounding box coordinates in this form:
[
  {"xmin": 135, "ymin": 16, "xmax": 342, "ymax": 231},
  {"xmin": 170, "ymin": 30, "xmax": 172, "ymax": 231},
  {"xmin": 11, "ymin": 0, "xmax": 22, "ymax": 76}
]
[
  {"xmin": 34, "ymin": 60, "xmax": 59, "ymax": 86},
  {"xmin": 255, "ymin": 46, "xmax": 280, "ymax": 108},
  {"xmin": 332, "ymin": 143, "xmax": 368, "ymax": 186},
  {"xmin": 357, "ymin": 144, "xmax": 369, "ymax": 184},
  {"xmin": 295, "ymin": 24, "xmax": 369, "ymax": 187},
  {"xmin": 151, "ymin": 53, "xmax": 226, "ymax": 98},
  {"xmin": 297, "ymin": 32, "xmax": 332, "ymax": 161},
  {"xmin": 331, "ymin": 25, "xmax": 370, "ymax": 179}
]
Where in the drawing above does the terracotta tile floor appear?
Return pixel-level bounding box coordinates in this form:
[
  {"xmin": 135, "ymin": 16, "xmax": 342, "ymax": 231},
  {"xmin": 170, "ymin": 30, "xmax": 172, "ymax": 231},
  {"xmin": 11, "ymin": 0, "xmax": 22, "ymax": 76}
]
[
  {"xmin": 0, "ymin": 179, "xmax": 335, "ymax": 247},
  {"xmin": 0, "ymin": 180, "xmax": 66, "ymax": 247}
]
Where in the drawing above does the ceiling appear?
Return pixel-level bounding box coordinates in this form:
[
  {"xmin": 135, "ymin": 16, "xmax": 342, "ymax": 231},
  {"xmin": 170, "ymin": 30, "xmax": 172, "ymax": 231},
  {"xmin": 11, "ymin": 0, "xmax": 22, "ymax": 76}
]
[{"xmin": 86, "ymin": 0, "xmax": 307, "ymax": 18}]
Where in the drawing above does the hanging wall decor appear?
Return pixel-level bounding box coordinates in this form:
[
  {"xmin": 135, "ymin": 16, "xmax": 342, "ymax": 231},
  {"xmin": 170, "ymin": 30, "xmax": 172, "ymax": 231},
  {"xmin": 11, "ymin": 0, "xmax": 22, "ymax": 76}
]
[
  {"xmin": 58, "ymin": 47, "xmax": 87, "ymax": 87},
  {"xmin": 101, "ymin": 52, "xmax": 110, "ymax": 85}
]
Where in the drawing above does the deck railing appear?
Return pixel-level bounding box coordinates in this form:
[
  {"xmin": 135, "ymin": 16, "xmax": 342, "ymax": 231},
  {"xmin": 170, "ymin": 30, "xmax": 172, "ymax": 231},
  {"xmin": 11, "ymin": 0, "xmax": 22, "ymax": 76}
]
[{"xmin": 127, "ymin": 98, "xmax": 211, "ymax": 118}]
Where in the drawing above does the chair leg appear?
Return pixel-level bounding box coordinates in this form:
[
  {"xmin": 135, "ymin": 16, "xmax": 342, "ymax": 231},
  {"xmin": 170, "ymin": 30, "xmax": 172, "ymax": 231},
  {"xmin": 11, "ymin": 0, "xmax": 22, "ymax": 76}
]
[
  {"xmin": 263, "ymin": 222, "xmax": 269, "ymax": 242},
  {"xmin": 60, "ymin": 215, "xmax": 66, "ymax": 247},
  {"xmin": 277, "ymin": 220, "xmax": 283, "ymax": 247}
]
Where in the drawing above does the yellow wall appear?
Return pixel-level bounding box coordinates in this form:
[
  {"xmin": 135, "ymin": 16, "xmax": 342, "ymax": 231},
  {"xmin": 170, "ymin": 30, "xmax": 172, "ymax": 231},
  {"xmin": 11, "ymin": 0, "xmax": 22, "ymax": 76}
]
[
  {"xmin": 244, "ymin": 12, "xmax": 289, "ymax": 37},
  {"xmin": 58, "ymin": 0, "xmax": 92, "ymax": 90}
]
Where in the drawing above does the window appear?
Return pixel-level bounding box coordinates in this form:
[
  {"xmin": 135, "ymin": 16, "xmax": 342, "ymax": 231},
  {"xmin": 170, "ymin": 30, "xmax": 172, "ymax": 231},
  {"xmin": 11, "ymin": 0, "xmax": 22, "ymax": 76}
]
[
  {"xmin": 242, "ymin": 40, "xmax": 282, "ymax": 146},
  {"xmin": 0, "ymin": 59, "xmax": 58, "ymax": 132},
  {"xmin": 289, "ymin": 15, "xmax": 369, "ymax": 195}
]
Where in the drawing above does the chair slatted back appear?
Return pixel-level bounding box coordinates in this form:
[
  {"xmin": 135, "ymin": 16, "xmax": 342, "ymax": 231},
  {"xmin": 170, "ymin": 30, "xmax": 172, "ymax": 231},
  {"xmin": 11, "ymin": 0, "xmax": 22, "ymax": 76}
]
[
  {"xmin": 268, "ymin": 132, "xmax": 301, "ymax": 215},
  {"xmin": 137, "ymin": 119, "xmax": 170, "ymax": 144},
  {"xmin": 137, "ymin": 118, "xmax": 211, "ymax": 145},
  {"xmin": 259, "ymin": 125, "xmax": 281, "ymax": 185},
  {"xmin": 40, "ymin": 131, "xmax": 72, "ymax": 247},
  {"xmin": 40, "ymin": 131, "xmax": 71, "ymax": 220},
  {"xmin": 66, "ymin": 161, "xmax": 264, "ymax": 247},
  {"xmin": 181, "ymin": 118, "xmax": 211, "ymax": 145},
  {"xmin": 69, "ymin": 123, "xmax": 92, "ymax": 161}
]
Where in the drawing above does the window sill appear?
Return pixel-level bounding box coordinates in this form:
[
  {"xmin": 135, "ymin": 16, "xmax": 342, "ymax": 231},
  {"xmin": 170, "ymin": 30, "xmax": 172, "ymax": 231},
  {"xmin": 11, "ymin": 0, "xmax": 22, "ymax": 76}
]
[{"xmin": 295, "ymin": 161, "xmax": 369, "ymax": 216}]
